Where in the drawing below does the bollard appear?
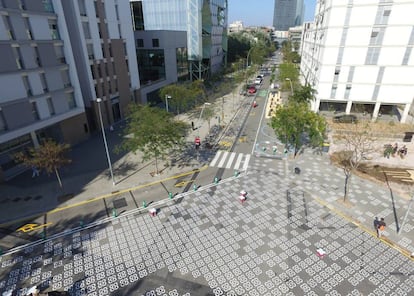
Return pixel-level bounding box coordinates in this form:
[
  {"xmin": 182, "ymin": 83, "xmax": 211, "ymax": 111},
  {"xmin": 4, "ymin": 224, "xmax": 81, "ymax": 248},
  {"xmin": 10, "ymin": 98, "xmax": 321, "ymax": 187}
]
[
  {"xmin": 41, "ymin": 231, "xmax": 46, "ymax": 240},
  {"xmin": 273, "ymin": 146, "xmax": 277, "ymax": 154},
  {"xmin": 168, "ymin": 192, "xmax": 173, "ymax": 199},
  {"xmin": 0, "ymin": 247, "xmax": 2, "ymax": 256},
  {"xmin": 193, "ymin": 184, "xmax": 197, "ymax": 191},
  {"xmin": 262, "ymin": 147, "xmax": 266, "ymax": 152},
  {"xmin": 234, "ymin": 170, "xmax": 240, "ymax": 177},
  {"xmin": 79, "ymin": 220, "xmax": 84, "ymax": 228},
  {"xmin": 112, "ymin": 208, "xmax": 118, "ymax": 218},
  {"xmin": 214, "ymin": 177, "xmax": 219, "ymax": 184},
  {"xmin": 143, "ymin": 200, "xmax": 147, "ymax": 208}
]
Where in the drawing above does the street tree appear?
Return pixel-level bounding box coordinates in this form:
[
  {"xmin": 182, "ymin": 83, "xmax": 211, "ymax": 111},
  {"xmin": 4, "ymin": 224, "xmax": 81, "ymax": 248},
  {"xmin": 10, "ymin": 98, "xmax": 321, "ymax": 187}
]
[
  {"xmin": 117, "ymin": 104, "xmax": 189, "ymax": 174},
  {"xmin": 201, "ymin": 104, "xmax": 216, "ymax": 131},
  {"xmin": 330, "ymin": 123, "xmax": 376, "ymax": 203},
  {"xmin": 159, "ymin": 84, "xmax": 188, "ymax": 114},
  {"xmin": 14, "ymin": 139, "xmax": 71, "ymax": 188},
  {"xmin": 278, "ymin": 63, "xmax": 299, "ymax": 90},
  {"xmin": 270, "ymin": 102, "xmax": 327, "ymax": 157},
  {"xmin": 290, "ymin": 84, "xmax": 317, "ymax": 104}
]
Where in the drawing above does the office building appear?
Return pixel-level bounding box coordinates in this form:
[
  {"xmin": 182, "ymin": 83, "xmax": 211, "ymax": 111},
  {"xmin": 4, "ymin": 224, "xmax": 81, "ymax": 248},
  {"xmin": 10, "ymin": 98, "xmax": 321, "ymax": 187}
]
[
  {"xmin": 273, "ymin": 0, "xmax": 304, "ymax": 31},
  {"xmin": 300, "ymin": 0, "xmax": 414, "ymax": 122},
  {"xmin": 131, "ymin": 0, "xmax": 228, "ymax": 81}
]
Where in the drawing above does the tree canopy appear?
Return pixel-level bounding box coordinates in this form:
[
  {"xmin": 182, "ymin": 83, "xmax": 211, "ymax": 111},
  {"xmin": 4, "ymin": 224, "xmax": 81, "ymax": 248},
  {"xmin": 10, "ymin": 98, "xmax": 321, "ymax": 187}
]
[
  {"xmin": 270, "ymin": 102, "xmax": 327, "ymax": 157},
  {"xmin": 117, "ymin": 104, "xmax": 189, "ymax": 174},
  {"xmin": 290, "ymin": 84, "xmax": 317, "ymax": 104},
  {"xmin": 14, "ymin": 139, "xmax": 71, "ymax": 188}
]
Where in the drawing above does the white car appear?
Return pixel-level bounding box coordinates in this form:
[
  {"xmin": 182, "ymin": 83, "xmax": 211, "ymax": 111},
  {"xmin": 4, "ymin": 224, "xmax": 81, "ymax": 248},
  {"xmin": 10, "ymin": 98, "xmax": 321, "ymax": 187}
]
[{"xmin": 255, "ymin": 78, "xmax": 262, "ymax": 85}]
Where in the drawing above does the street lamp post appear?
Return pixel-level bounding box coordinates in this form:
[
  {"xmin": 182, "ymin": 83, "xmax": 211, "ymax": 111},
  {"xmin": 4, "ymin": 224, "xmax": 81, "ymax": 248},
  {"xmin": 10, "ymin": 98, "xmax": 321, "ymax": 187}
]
[
  {"xmin": 286, "ymin": 78, "xmax": 293, "ymax": 95},
  {"xmin": 197, "ymin": 102, "xmax": 211, "ymax": 137},
  {"xmin": 96, "ymin": 98, "xmax": 115, "ymax": 186},
  {"xmin": 165, "ymin": 95, "xmax": 171, "ymax": 113}
]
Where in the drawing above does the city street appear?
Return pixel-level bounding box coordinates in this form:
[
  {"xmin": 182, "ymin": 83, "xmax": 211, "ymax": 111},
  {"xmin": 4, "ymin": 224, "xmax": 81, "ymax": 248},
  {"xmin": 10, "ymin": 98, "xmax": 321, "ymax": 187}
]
[{"xmin": 1, "ymin": 65, "xmax": 414, "ymax": 295}]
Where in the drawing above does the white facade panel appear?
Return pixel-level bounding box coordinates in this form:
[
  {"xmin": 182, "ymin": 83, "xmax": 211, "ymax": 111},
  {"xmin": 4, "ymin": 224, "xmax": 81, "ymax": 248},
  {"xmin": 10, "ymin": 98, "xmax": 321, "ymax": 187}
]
[
  {"xmin": 36, "ymin": 97, "xmax": 50, "ymax": 120},
  {"xmin": 317, "ymin": 83, "xmax": 332, "ymax": 99},
  {"xmin": 379, "ymin": 47, "xmax": 407, "ymax": 66},
  {"xmin": 326, "ymin": 6, "xmax": 347, "ymax": 27},
  {"xmin": 348, "ymin": 84, "xmax": 375, "ymax": 101},
  {"xmin": 353, "ymin": 67, "xmax": 380, "ymax": 85},
  {"xmin": 346, "ymin": 27, "xmax": 371, "ymax": 47},
  {"xmin": 348, "ymin": 6, "xmax": 376, "ymax": 26},
  {"xmin": 390, "ymin": 3, "xmax": 414, "ymax": 25},
  {"xmin": 383, "ymin": 67, "xmax": 414, "ymax": 85},
  {"xmin": 319, "ymin": 47, "xmax": 339, "ymax": 65},
  {"xmin": 377, "ymin": 85, "xmax": 414, "ymax": 103},
  {"xmin": 0, "ymin": 74, "xmax": 25, "ymax": 102},
  {"xmin": 0, "ymin": 15, "xmax": 8, "ymax": 40},
  {"xmin": 29, "ymin": 16, "xmax": 51, "ymax": 40},
  {"xmin": 384, "ymin": 27, "xmax": 411, "ymax": 47},
  {"xmin": 324, "ymin": 28, "xmax": 343, "ymax": 47},
  {"xmin": 342, "ymin": 48, "xmax": 367, "ymax": 65}
]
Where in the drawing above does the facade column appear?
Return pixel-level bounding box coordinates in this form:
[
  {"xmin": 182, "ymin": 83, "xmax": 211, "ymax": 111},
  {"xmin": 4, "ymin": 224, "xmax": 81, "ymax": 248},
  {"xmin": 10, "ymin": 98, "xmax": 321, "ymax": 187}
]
[
  {"xmin": 345, "ymin": 101, "xmax": 352, "ymax": 114},
  {"xmin": 311, "ymin": 98, "xmax": 320, "ymax": 113},
  {"xmin": 372, "ymin": 102, "xmax": 381, "ymax": 121},
  {"xmin": 400, "ymin": 103, "xmax": 411, "ymax": 123},
  {"xmin": 30, "ymin": 131, "xmax": 40, "ymax": 148}
]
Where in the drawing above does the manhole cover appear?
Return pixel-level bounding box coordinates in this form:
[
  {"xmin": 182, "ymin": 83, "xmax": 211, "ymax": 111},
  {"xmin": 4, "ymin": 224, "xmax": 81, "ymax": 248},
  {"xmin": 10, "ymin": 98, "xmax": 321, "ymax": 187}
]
[{"xmin": 113, "ymin": 198, "xmax": 127, "ymax": 209}]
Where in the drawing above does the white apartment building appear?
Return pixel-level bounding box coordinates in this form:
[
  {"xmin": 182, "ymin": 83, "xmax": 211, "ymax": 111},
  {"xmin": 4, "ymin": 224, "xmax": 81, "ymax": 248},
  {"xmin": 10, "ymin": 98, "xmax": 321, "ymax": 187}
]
[{"xmin": 300, "ymin": 0, "xmax": 414, "ymax": 123}]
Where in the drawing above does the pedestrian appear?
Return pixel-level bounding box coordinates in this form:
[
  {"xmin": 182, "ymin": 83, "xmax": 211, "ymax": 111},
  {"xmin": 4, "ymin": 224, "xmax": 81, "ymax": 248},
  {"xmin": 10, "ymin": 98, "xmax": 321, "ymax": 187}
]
[
  {"xmin": 377, "ymin": 217, "xmax": 386, "ymax": 238},
  {"xmin": 373, "ymin": 217, "xmax": 380, "ymax": 236},
  {"xmin": 31, "ymin": 166, "xmax": 40, "ymax": 178}
]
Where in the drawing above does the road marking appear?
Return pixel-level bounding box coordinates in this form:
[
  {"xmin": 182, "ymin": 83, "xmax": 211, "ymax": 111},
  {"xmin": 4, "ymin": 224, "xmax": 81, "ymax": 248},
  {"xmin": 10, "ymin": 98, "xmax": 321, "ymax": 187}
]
[
  {"xmin": 242, "ymin": 154, "xmax": 251, "ymax": 171},
  {"xmin": 218, "ymin": 151, "xmax": 229, "ymax": 167},
  {"xmin": 225, "ymin": 152, "xmax": 236, "ymax": 169},
  {"xmin": 174, "ymin": 180, "xmax": 194, "ymax": 187},
  {"xmin": 47, "ymin": 166, "xmax": 209, "ymax": 214},
  {"xmin": 234, "ymin": 154, "xmax": 243, "ymax": 170},
  {"xmin": 17, "ymin": 223, "xmax": 52, "ymax": 233},
  {"xmin": 210, "ymin": 150, "xmax": 222, "ymax": 167}
]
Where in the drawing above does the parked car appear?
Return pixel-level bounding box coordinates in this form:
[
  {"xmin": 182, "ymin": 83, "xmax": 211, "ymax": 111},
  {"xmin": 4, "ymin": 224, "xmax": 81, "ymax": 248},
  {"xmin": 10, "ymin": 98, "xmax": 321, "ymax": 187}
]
[
  {"xmin": 333, "ymin": 114, "xmax": 358, "ymax": 123},
  {"xmin": 247, "ymin": 86, "xmax": 257, "ymax": 94},
  {"xmin": 254, "ymin": 78, "xmax": 262, "ymax": 85}
]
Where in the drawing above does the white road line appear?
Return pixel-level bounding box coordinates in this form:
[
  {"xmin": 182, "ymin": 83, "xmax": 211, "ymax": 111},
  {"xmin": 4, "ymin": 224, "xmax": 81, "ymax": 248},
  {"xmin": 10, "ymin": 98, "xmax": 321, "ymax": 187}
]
[
  {"xmin": 210, "ymin": 150, "xmax": 222, "ymax": 167},
  {"xmin": 242, "ymin": 154, "xmax": 251, "ymax": 171},
  {"xmin": 218, "ymin": 151, "xmax": 229, "ymax": 167},
  {"xmin": 234, "ymin": 154, "xmax": 244, "ymax": 170},
  {"xmin": 225, "ymin": 152, "xmax": 236, "ymax": 169}
]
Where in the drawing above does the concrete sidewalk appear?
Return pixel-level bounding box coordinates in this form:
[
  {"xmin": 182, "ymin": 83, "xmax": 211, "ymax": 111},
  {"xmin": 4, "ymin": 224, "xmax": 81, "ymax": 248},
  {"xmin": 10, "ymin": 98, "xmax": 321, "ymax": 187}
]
[{"xmin": 0, "ymin": 89, "xmax": 249, "ymax": 226}]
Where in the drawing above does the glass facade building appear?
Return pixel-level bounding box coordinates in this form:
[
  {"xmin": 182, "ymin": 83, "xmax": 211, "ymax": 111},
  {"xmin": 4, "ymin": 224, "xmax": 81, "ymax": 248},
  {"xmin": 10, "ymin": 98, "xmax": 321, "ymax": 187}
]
[
  {"xmin": 273, "ymin": 0, "xmax": 304, "ymax": 31},
  {"xmin": 131, "ymin": 0, "xmax": 228, "ymax": 80}
]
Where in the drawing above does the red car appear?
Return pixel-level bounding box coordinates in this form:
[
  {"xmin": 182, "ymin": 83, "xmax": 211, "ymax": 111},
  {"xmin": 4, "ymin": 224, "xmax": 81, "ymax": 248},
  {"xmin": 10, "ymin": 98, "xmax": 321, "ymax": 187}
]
[{"xmin": 247, "ymin": 86, "xmax": 256, "ymax": 94}]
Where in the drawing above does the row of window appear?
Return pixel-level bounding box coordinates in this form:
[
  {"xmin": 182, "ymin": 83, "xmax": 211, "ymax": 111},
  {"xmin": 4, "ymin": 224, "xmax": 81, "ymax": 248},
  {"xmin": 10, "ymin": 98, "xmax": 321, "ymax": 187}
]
[
  {"xmin": 11, "ymin": 44, "xmax": 65, "ymax": 71},
  {"xmin": 136, "ymin": 38, "xmax": 159, "ymax": 48},
  {"xmin": 2, "ymin": 15, "xmax": 59, "ymax": 41}
]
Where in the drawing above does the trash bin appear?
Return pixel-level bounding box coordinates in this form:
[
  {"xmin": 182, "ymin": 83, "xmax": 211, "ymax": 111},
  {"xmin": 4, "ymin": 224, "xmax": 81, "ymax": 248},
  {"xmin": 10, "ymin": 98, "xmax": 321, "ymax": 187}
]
[
  {"xmin": 294, "ymin": 167, "xmax": 301, "ymax": 174},
  {"xmin": 322, "ymin": 142, "xmax": 330, "ymax": 152}
]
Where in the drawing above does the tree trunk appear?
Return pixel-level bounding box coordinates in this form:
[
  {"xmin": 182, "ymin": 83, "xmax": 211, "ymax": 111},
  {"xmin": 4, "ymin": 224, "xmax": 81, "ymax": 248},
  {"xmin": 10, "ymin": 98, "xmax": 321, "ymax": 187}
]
[
  {"xmin": 55, "ymin": 168, "xmax": 63, "ymax": 188},
  {"xmin": 344, "ymin": 173, "xmax": 352, "ymax": 202},
  {"xmin": 155, "ymin": 157, "xmax": 159, "ymax": 174}
]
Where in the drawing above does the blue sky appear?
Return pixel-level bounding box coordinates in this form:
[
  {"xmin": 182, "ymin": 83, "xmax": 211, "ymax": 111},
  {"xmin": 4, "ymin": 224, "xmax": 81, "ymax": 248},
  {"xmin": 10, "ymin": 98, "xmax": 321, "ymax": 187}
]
[{"xmin": 228, "ymin": 0, "xmax": 316, "ymax": 27}]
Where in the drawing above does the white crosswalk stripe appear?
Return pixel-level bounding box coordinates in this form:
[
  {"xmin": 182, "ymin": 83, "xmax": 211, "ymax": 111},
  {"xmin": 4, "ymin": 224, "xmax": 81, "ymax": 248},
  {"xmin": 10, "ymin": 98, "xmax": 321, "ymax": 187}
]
[{"xmin": 209, "ymin": 150, "xmax": 251, "ymax": 171}]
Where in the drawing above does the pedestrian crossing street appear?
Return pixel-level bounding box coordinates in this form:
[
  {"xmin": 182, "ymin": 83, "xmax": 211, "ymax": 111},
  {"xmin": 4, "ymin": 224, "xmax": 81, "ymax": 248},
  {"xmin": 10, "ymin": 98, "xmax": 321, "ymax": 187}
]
[{"xmin": 209, "ymin": 150, "xmax": 251, "ymax": 170}]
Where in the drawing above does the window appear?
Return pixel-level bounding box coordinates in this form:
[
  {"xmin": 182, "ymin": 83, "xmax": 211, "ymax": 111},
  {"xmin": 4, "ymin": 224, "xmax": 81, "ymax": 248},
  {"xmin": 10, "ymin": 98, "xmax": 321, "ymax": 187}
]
[
  {"xmin": 13, "ymin": 47, "xmax": 24, "ymax": 69},
  {"xmin": 78, "ymin": 0, "xmax": 87, "ymax": 16},
  {"xmin": 31, "ymin": 101, "xmax": 40, "ymax": 120},
  {"xmin": 55, "ymin": 46, "xmax": 65, "ymax": 64},
  {"xmin": 365, "ymin": 47, "xmax": 381, "ymax": 65},
  {"xmin": 4, "ymin": 16, "xmax": 15, "ymax": 40},
  {"xmin": 49, "ymin": 21, "xmax": 60, "ymax": 40},
  {"xmin": 40, "ymin": 73, "xmax": 48, "ymax": 92},
  {"xmin": 137, "ymin": 49, "xmax": 166, "ymax": 85},
  {"xmin": 152, "ymin": 38, "xmax": 159, "ymax": 47},
  {"xmin": 176, "ymin": 47, "xmax": 189, "ymax": 81},
  {"xmin": 82, "ymin": 22, "xmax": 91, "ymax": 39},
  {"xmin": 402, "ymin": 48, "xmax": 412, "ymax": 65},
  {"xmin": 23, "ymin": 75, "xmax": 31, "ymax": 96},
  {"xmin": 330, "ymin": 85, "xmax": 337, "ymax": 98},
  {"xmin": 42, "ymin": 0, "xmax": 54, "ymax": 12},
  {"xmin": 24, "ymin": 18, "xmax": 32, "ymax": 39},
  {"xmin": 0, "ymin": 109, "xmax": 7, "ymax": 132},
  {"xmin": 61, "ymin": 70, "xmax": 70, "ymax": 88},
  {"xmin": 47, "ymin": 97, "xmax": 55, "ymax": 115},
  {"xmin": 334, "ymin": 67, "xmax": 340, "ymax": 75},
  {"xmin": 136, "ymin": 39, "xmax": 144, "ymax": 48},
  {"xmin": 87, "ymin": 43, "xmax": 94, "ymax": 59},
  {"xmin": 66, "ymin": 93, "xmax": 76, "ymax": 109}
]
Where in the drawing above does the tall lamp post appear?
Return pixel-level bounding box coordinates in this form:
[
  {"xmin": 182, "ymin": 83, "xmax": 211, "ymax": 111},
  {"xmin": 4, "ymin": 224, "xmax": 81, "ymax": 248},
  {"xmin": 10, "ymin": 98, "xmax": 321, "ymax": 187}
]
[
  {"xmin": 96, "ymin": 98, "xmax": 115, "ymax": 186},
  {"xmin": 197, "ymin": 102, "xmax": 211, "ymax": 137},
  {"xmin": 165, "ymin": 95, "xmax": 171, "ymax": 113},
  {"xmin": 286, "ymin": 78, "xmax": 293, "ymax": 95},
  {"xmin": 245, "ymin": 47, "xmax": 254, "ymax": 86}
]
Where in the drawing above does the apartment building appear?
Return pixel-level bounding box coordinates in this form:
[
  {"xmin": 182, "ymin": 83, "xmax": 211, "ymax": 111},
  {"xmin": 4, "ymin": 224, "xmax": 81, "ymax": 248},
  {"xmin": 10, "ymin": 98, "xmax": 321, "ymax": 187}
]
[
  {"xmin": 0, "ymin": 0, "xmax": 139, "ymax": 181},
  {"xmin": 300, "ymin": 0, "xmax": 414, "ymax": 123},
  {"xmin": 0, "ymin": 0, "xmax": 88, "ymax": 180}
]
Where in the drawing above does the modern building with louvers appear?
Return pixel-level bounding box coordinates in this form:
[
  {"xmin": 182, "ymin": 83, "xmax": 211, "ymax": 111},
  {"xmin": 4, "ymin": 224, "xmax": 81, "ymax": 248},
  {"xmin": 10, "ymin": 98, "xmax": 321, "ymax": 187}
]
[
  {"xmin": 273, "ymin": 0, "xmax": 304, "ymax": 31},
  {"xmin": 300, "ymin": 0, "xmax": 414, "ymax": 123},
  {"xmin": 0, "ymin": 0, "xmax": 139, "ymax": 181}
]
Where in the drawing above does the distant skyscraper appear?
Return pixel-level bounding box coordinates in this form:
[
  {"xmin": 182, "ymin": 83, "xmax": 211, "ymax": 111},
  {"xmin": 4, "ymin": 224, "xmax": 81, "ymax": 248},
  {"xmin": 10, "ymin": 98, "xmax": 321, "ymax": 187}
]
[{"xmin": 273, "ymin": 0, "xmax": 304, "ymax": 31}]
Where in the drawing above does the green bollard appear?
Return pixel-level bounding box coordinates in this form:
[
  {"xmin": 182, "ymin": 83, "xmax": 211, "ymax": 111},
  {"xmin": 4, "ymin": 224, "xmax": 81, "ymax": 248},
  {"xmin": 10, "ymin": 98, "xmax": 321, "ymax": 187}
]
[
  {"xmin": 234, "ymin": 170, "xmax": 240, "ymax": 177},
  {"xmin": 143, "ymin": 200, "xmax": 147, "ymax": 208},
  {"xmin": 41, "ymin": 231, "xmax": 46, "ymax": 240},
  {"xmin": 273, "ymin": 147, "xmax": 277, "ymax": 155},
  {"xmin": 193, "ymin": 184, "xmax": 197, "ymax": 191},
  {"xmin": 214, "ymin": 177, "xmax": 219, "ymax": 184},
  {"xmin": 80, "ymin": 220, "xmax": 84, "ymax": 228},
  {"xmin": 112, "ymin": 208, "xmax": 118, "ymax": 217},
  {"xmin": 0, "ymin": 247, "xmax": 3, "ymax": 256},
  {"xmin": 168, "ymin": 192, "xmax": 173, "ymax": 199},
  {"xmin": 262, "ymin": 147, "xmax": 266, "ymax": 151}
]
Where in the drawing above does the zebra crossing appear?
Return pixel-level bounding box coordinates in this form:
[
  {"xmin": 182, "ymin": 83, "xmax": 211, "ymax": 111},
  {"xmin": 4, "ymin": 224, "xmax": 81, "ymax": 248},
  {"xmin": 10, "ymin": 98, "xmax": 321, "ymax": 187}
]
[{"xmin": 209, "ymin": 150, "xmax": 251, "ymax": 170}]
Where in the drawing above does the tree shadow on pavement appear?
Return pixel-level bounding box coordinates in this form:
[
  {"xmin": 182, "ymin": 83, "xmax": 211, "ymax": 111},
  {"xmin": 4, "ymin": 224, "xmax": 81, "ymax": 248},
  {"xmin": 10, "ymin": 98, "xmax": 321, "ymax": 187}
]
[{"xmin": 382, "ymin": 170, "xmax": 401, "ymax": 232}]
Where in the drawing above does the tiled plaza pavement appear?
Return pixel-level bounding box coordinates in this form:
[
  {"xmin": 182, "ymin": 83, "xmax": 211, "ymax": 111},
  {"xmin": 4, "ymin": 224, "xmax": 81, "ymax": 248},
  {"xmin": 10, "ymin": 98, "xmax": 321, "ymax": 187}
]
[{"xmin": 1, "ymin": 158, "xmax": 414, "ymax": 295}]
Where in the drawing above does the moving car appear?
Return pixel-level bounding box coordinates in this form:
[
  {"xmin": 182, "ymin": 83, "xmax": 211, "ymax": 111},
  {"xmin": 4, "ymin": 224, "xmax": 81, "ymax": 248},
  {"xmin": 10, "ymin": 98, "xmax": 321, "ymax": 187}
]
[
  {"xmin": 247, "ymin": 86, "xmax": 257, "ymax": 94},
  {"xmin": 333, "ymin": 114, "xmax": 358, "ymax": 123}
]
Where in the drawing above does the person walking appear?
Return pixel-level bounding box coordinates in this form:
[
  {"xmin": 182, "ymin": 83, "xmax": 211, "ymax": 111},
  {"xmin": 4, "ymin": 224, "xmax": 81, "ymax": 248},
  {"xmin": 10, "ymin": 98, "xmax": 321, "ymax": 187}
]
[
  {"xmin": 31, "ymin": 166, "xmax": 40, "ymax": 178},
  {"xmin": 377, "ymin": 217, "xmax": 386, "ymax": 238}
]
